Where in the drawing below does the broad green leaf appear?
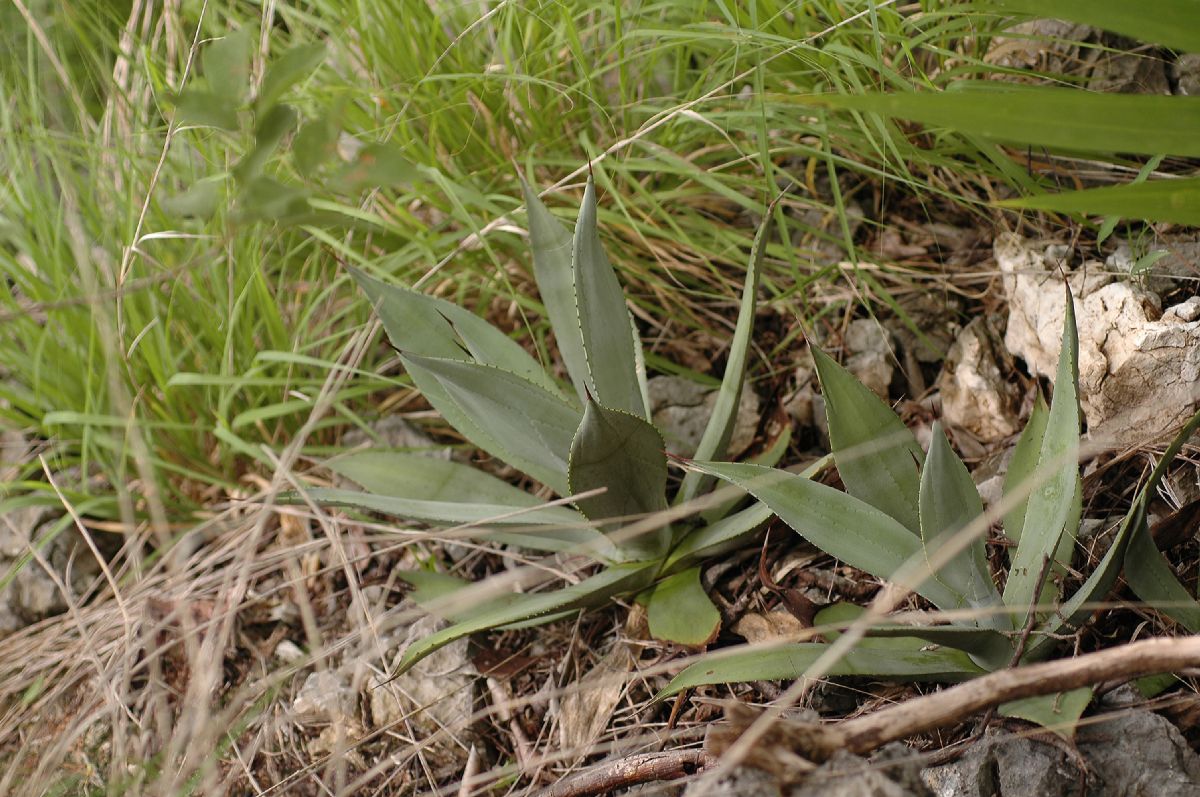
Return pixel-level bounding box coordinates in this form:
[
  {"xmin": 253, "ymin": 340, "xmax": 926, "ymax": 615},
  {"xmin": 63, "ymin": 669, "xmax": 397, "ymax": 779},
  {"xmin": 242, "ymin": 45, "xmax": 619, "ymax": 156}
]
[
  {"xmin": 701, "ymin": 426, "xmax": 796, "ymax": 523},
  {"xmin": 399, "ymin": 570, "xmax": 582, "ymax": 626},
  {"xmin": 568, "ymin": 400, "xmax": 669, "ymax": 559},
  {"xmin": 686, "ymin": 460, "xmax": 965, "ymax": 612},
  {"xmin": 334, "ymin": 143, "xmax": 417, "ymax": 192},
  {"xmin": 645, "ymin": 567, "xmax": 721, "ymax": 646},
  {"xmin": 350, "ymin": 268, "xmax": 563, "ymax": 396},
  {"xmin": 293, "ymin": 116, "xmax": 339, "ymax": 174},
  {"xmin": 401, "ymin": 354, "xmax": 579, "ymax": 495},
  {"xmin": 920, "ymin": 422, "xmax": 1003, "ymax": 621},
  {"xmin": 257, "ymin": 42, "xmax": 325, "ymax": 110},
  {"xmin": 202, "ymin": 29, "xmax": 251, "ymax": 108},
  {"xmin": 806, "ymin": 88, "xmax": 1200, "ymax": 157},
  {"xmin": 657, "ymin": 638, "xmax": 982, "ymax": 699},
  {"xmin": 234, "ymin": 104, "xmax": 297, "ymax": 181},
  {"xmin": 329, "ymin": 450, "xmax": 543, "ymax": 507},
  {"xmin": 173, "ymin": 90, "xmax": 239, "ymax": 130},
  {"xmin": 984, "ymin": 0, "xmax": 1200, "ymax": 53},
  {"xmin": 161, "ymin": 177, "xmax": 224, "ymax": 218},
  {"xmin": 665, "ymin": 500, "xmax": 774, "ymax": 572},
  {"xmin": 1125, "ymin": 525, "xmax": 1200, "ymax": 633},
  {"xmin": 302, "ymin": 486, "xmax": 585, "ymax": 528},
  {"xmin": 816, "ymin": 602, "xmax": 1012, "ymax": 668},
  {"xmin": 390, "ymin": 562, "xmax": 657, "ymax": 676},
  {"xmin": 1003, "ymin": 392, "xmax": 1049, "ymax": 544},
  {"xmin": 812, "ymin": 346, "xmax": 924, "ymax": 534},
  {"xmin": 997, "ymin": 179, "xmax": 1200, "ymax": 228},
  {"xmin": 1004, "ymin": 291, "xmax": 1080, "ymax": 614},
  {"xmin": 573, "ymin": 177, "xmax": 645, "ymax": 417},
  {"xmin": 1001, "ymin": 688, "xmax": 1092, "ymax": 738},
  {"xmin": 678, "ymin": 208, "xmax": 772, "ymax": 504},
  {"xmin": 239, "ymin": 175, "xmax": 310, "ymax": 221},
  {"xmin": 522, "ymin": 178, "xmax": 590, "ymax": 402}
]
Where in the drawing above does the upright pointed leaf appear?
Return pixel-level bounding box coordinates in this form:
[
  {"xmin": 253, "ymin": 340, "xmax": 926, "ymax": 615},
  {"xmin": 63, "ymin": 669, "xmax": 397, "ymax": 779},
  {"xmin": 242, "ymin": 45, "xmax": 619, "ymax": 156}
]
[
  {"xmin": 812, "ymin": 346, "xmax": 924, "ymax": 533},
  {"xmin": 1004, "ymin": 291, "xmax": 1080, "ymax": 612},
  {"xmin": 350, "ymin": 268, "xmax": 563, "ymax": 396},
  {"xmin": 234, "ymin": 103, "xmax": 297, "ymax": 181},
  {"xmin": 401, "ymin": 354, "xmax": 579, "ymax": 495},
  {"xmin": 678, "ymin": 207, "xmax": 773, "ymax": 504},
  {"xmin": 984, "ymin": 0, "xmax": 1200, "ymax": 54},
  {"xmin": 645, "ymin": 567, "xmax": 720, "ymax": 646},
  {"xmin": 1001, "ymin": 688, "xmax": 1092, "ymax": 738},
  {"xmin": 573, "ymin": 177, "xmax": 645, "ymax": 417},
  {"xmin": 920, "ymin": 423, "xmax": 1003, "ymax": 620},
  {"xmin": 686, "ymin": 460, "xmax": 964, "ymax": 612},
  {"xmin": 523, "ymin": 179, "xmax": 590, "ymax": 402},
  {"xmin": 329, "ymin": 450, "xmax": 546, "ymax": 507},
  {"xmin": 257, "ymin": 42, "xmax": 326, "ymax": 110},
  {"xmin": 1126, "ymin": 523, "xmax": 1200, "ymax": 633},
  {"xmin": 1004, "ymin": 392, "xmax": 1049, "ymax": 544},
  {"xmin": 569, "ymin": 400, "xmax": 668, "ymax": 559}
]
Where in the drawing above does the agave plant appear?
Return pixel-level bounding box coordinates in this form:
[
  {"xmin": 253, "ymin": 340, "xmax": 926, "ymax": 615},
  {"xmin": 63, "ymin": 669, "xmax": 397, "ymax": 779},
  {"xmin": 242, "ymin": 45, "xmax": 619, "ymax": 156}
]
[
  {"xmin": 661, "ymin": 292, "xmax": 1200, "ymax": 731},
  {"xmin": 312, "ymin": 173, "xmax": 803, "ymax": 671}
]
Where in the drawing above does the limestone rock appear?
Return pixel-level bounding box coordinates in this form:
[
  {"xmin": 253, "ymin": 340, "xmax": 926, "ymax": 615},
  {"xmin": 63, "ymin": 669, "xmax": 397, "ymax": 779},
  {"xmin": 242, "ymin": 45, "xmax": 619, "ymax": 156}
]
[
  {"xmin": 845, "ymin": 319, "xmax": 896, "ymax": 399},
  {"xmin": 292, "ymin": 670, "xmax": 356, "ymax": 723},
  {"xmin": 647, "ymin": 375, "xmax": 760, "ymax": 458},
  {"xmin": 938, "ymin": 317, "xmax": 1020, "ymax": 442}
]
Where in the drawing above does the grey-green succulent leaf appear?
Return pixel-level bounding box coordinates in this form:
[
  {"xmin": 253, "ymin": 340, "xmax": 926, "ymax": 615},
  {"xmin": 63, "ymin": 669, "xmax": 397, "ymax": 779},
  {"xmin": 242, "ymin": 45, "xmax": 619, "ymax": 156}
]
[
  {"xmin": 401, "ymin": 354, "xmax": 579, "ymax": 494},
  {"xmin": 1003, "ymin": 391, "xmax": 1049, "ymax": 545},
  {"xmin": 522, "ymin": 178, "xmax": 590, "ymax": 402},
  {"xmin": 684, "ymin": 460, "xmax": 965, "ymax": 612},
  {"xmin": 572, "ymin": 176, "xmax": 646, "ymax": 418},
  {"xmin": 644, "ymin": 567, "xmax": 721, "ymax": 646},
  {"xmin": 919, "ymin": 422, "xmax": 1004, "ymax": 622},
  {"xmin": 568, "ymin": 399, "xmax": 669, "ymax": 560},
  {"xmin": 1003, "ymin": 290, "xmax": 1080, "ymax": 615},
  {"xmin": 1000, "ymin": 688, "xmax": 1092, "ymax": 738},
  {"xmin": 350, "ymin": 268, "xmax": 564, "ymax": 397},
  {"xmin": 389, "ymin": 562, "xmax": 657, "ymax": 677},
  {"xmin": 678, "ymin": 207, "xmax": 774, "ymax": 504},
  {"xmin": 812, "ymin": 346, "xmax": 924, "ymax": 534}
]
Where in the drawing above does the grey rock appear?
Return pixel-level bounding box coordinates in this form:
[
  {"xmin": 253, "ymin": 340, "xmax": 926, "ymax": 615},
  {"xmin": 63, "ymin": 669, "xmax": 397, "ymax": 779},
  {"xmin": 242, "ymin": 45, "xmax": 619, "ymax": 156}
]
[
  {"xmin": 292, "ymin": 669, "xmax": 356, "ymax": 723},
  {"xmin": 338, "ymin": 415, "xmax": 450, "ymax": 458},
  {"xmin": 647, "ymin": 375, "xmax": 760, "ymax": 458},
  {"xmin": 924, "ymin": 728, "xmax": 1077, "ymax": 797},
  {"xmin": 683, "ymin": 766, "xmax": 783, "ymax": 797},
  {"xmin": 794, "ymin": 745, "xmax": 932, "ymax": 797},
  {"xmin": 1172, "ymin": 53, "xmax": 1200, "ymax": 96},
  {"xmin": 845, "ymin": 319, "xmax": 896, "ymax": 400},
  {"xmin": 1078, "ymin": 710, "xmax": 1200, "ymax": 796},
  {"xmin": 938, "ymin": 317, "xmax": 1021, "ymax": 442}
]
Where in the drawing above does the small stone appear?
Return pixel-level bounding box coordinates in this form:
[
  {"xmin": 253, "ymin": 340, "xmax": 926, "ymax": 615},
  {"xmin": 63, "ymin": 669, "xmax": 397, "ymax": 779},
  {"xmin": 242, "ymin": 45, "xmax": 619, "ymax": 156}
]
[
  {"xmin": 292, "ymin": 670, "xmax": 356, "ymax": 723},
  {"xmin": 274, "ymin": 639, "xmax": 305, "ymax": 663},
  {"xmin": 845, "ymin": 319, "xmax": 895, "ymax": 399},
  {"xmin": 938, "ymin": 317, "xmax": 1020, "ymax": 442},
  {"xmin": 647, "ymin": 375, "xmax": 760, "ymax": 458}
]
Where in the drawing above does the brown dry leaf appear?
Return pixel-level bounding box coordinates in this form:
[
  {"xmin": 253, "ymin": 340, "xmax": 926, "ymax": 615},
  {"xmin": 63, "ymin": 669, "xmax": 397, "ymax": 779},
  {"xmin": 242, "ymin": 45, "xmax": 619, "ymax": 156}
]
[
  {"xmin": 557, "ymin": 643, "xmax": 633, "ymax": 754},
  {"xmin": 733, "ymin": 609, "xmax": 808, "ymax": 644}
]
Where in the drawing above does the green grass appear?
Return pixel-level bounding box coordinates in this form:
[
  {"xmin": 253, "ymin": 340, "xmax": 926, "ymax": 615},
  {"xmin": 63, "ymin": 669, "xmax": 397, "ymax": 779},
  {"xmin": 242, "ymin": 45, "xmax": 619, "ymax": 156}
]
[{"xmin": 0, "ymin": 0, "xmax": 1057, "ymax": 523}]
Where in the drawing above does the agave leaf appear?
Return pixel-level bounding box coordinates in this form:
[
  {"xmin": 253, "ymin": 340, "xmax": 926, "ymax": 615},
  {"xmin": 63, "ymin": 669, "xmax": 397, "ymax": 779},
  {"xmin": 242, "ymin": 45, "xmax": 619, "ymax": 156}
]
[
  {"xmin": 327, "ymin": 450, "xmax": 542, "ymax": 506},
  {"xmin": 701, "ymin": 426, "xmax": 795, "ymax": 523},
  {"xmin": 389, "ymin": 562, "xmax": 657, "ymax": 677},
  {"xmin": 920, "ymin": 422, "xmax": 1005, "ymax": 623},
  {"xmin": 350, "ymin": 268, "xmax": 563, "ymax": 397},
  {"xmin": 1004, "ymin": 392, "xmax": 1049, "ymax": 544},
  {"xmin": 811, "ymin": 346, "xmax": 924, "ymax": 534},
  {"xmin": 656, "ymin": 638, "xmax": 982, "ymax": 700},
  {"xmin": 399, "ymin": 570, "xmax": 578, "ymax": 626},
  {"xmin": 401, "ymin": 354, "xmax": 579, "ymax": 494},
  {"xmin": 573, "ymin": 177, "xmax": 646, "ymax": 417},
  {"xmin": 1004, "ymin": 291, "xmax": 1080, "ymax": 614},
  {"xmin": 997, "ymin": 179, "xmax": 1200, "ymax": 228},
  {"xmin": 685, "ymin": 460, "xmax": 965, "ymax": 612},
  {"xmin": 523, "ymin": 178, "xmax": 590, "ymax": 402},
  {"xmin": 568, "ymin": 400, "xmax": 669, "ymax": 560},
  {"xmin": 644, "ymin": 567, "xmax": 721, "ymax": 646},
  {"xmin": 817, "ymin": 602, "xmax": 1013, "ymax": 668},
  {"xmin": 257, "ymin": 42, "xmax": 326, "ymax": 110},
  {"xmin": 807, "ymin": 88, "xmax": 1200, "ymax": 158},
  {"xmin": 678, "ymin": 208, "xmax": 773, "ymax": 504},
  {"xmin": 983, "ymin": 0, "xmax": 1200, "ymax": 54},
  {"xmin": 1026, "ymin": 406, "xmax": 1200, "ymax": 660},
  {"xmin": 234, "ymin": 103, "xmax": 297, "ymax": 181},
  {"xmin": 666, "ymin": 501, "xmax": 774, "ymax": 571},
  {"xmin": 1000, "ymin": 688, "xmax": 1092, "ymax": 738},
  {"xmin": 1125, "ymin": 524, "xmax": 1200, "ymax": 633}
]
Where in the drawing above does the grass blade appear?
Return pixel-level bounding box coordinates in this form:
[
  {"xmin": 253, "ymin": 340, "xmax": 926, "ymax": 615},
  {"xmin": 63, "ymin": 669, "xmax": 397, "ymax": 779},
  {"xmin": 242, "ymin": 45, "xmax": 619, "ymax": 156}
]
[
  {"xmin": 812, "ymin": 346, "xmax": 924, "ymax": 534},
  {"xmin": 984, "ymin": 0, "xmax": 1200, "ymax": 53},
  {"xmin": 573, "ymin": 176, "xmax": 646, "ymax": 417},
  {"xmin": 807, "ymin": 88, "xmax": 1200, "ymax": 157},
  {"xmin": 997, "ymin": 179, "xmax": 1200, "ymax": 227}
]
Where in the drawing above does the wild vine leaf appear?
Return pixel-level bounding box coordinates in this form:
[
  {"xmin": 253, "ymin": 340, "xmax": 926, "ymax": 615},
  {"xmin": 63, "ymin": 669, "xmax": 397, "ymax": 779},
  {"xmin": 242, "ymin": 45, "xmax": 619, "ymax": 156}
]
[
  {"xmin": 293, "ymin": 116, "xmax": 339, "ymax": 174},
  {"xmin": 568, "ymin": 400, "xmax": 668, "ymax": 559},
  {"xmin": 523, "ymin": 178, "xmax": 590, "ymax": 402},
  {"xmin": 257, "ymin": 42, "xmax": 326, "ymax": 110},
  {"xmin": 573, "ymin": 176, "xmax": 646, "ymax": 417},
  {"xmin": 644, "ymin": 567, "xmax": 720, "ymax": 646},
  {"xmin": 812, "ymin": 346, "xmax": 924, "ymax": 534},
  {"xmin": 234, "ymin": 103, "xmax": 298, "ymax": 181}
]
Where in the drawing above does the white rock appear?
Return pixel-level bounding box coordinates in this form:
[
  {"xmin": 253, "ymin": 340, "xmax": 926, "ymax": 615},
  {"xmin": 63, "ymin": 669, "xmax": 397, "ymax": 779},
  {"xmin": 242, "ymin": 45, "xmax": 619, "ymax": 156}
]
[
  {"xmin": 292, "ymin": 670, "xmax": 356, "ymax": 723},
  {"xmin": 996, "ymin": 233, "xmax": 1200, "ymax": 446},
  {"xmin": 939, "ymin": 317, "xmax": 1021, "ymax": 442},
  {"xmin": 844, "ymin": 319, "xmax": 895, "ymax": 399},
  {"xmin": 646, "ymin": 375, "xmax": 760, "ymax": 457}
]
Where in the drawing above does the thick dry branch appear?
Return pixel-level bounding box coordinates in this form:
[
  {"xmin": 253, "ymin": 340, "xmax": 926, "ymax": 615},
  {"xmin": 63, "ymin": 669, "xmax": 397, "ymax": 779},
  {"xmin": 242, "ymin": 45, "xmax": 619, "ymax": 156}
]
[
  {"xmin": 539, "ymin": 750, "xmax": 710, "ymax": 797},
  {"xmin": 717, "ymin": 636, "xmax": 1200, "ymax": 764}
]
